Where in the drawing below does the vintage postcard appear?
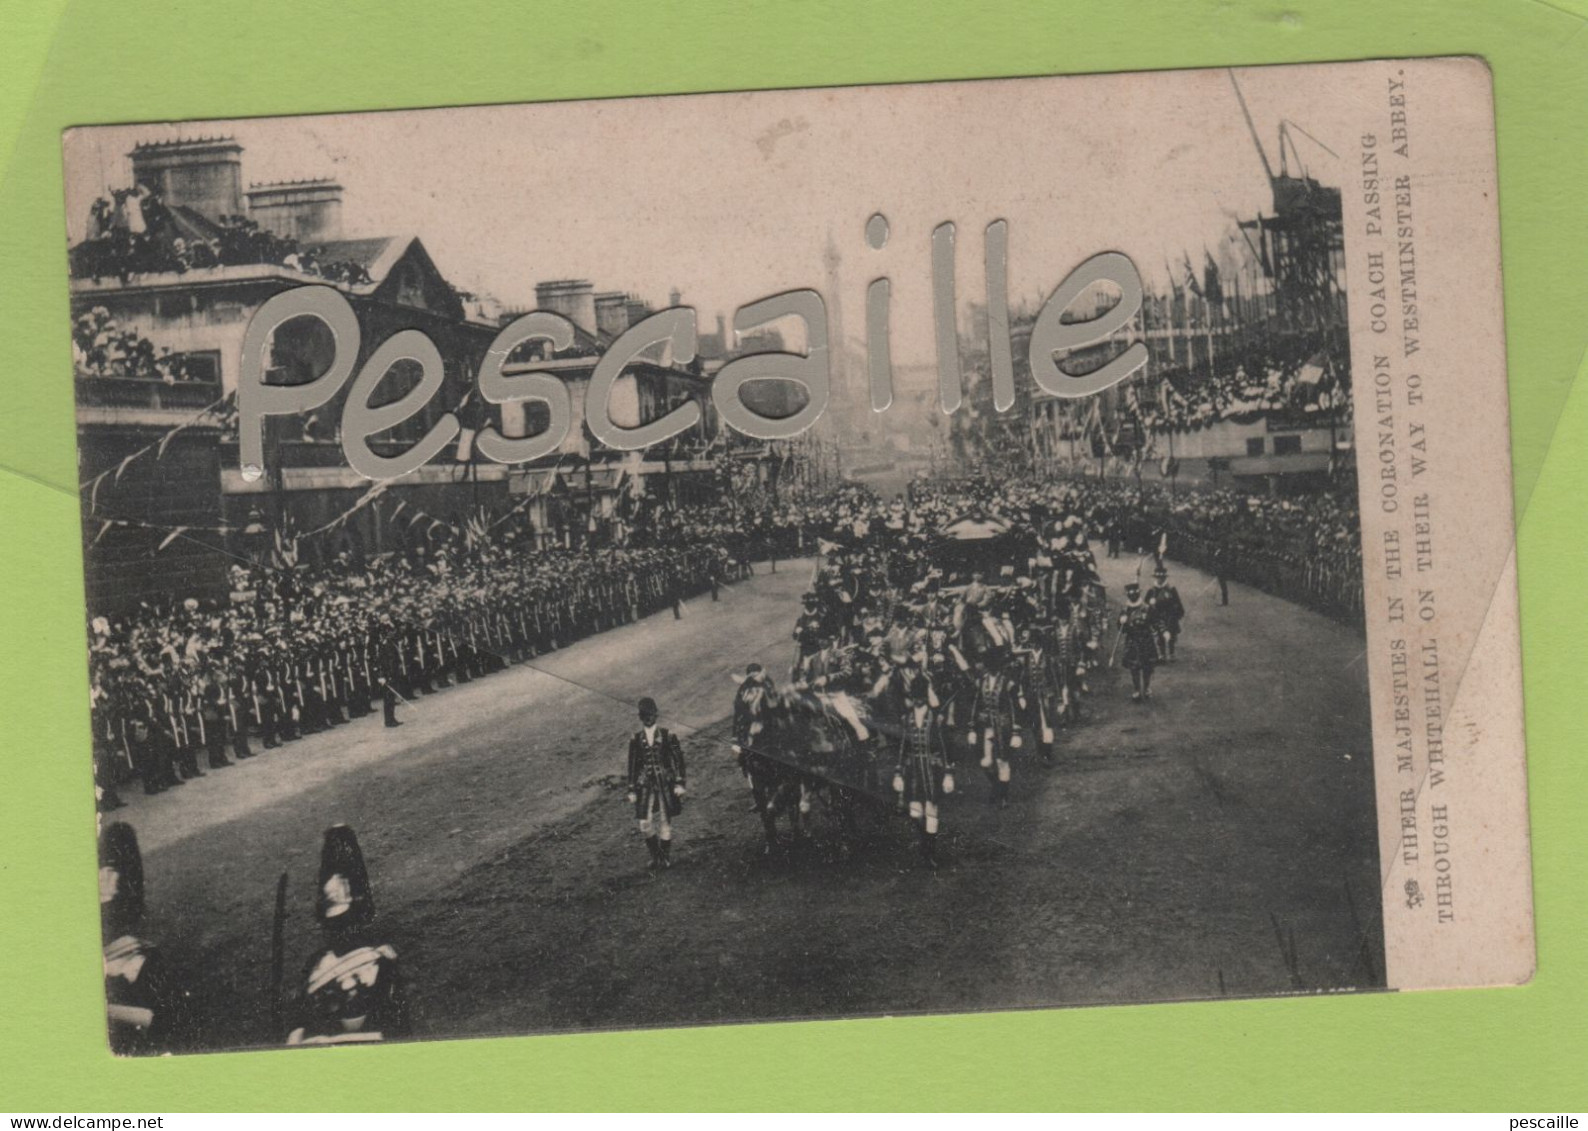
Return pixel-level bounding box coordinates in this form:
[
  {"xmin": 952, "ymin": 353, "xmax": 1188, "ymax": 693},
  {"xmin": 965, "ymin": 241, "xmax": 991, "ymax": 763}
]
[{"xmin": 63, "ymin": 57, "xmax": 1530, "ymax": 1054}]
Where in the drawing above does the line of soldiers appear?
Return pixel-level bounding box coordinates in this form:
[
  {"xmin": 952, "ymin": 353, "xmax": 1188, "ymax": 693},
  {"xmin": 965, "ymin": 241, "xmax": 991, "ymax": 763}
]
[
  {"xmin": 88, "ymin": 543, "xmax": 735, "ymax": 807},
  {"xmin": 100, "ymin": 819, "xmax": 407, "ymax": 1054}
]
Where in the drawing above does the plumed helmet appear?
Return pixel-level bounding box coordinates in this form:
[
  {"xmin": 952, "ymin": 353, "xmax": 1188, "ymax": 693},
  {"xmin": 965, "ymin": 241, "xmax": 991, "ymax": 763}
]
[
  {"xmin": 315, "ymin": 824, "xmax": 374, "ymax": 930},
  {"xmin": 99, "ymin": 821, "xmax": 145, "ymax": 936}
]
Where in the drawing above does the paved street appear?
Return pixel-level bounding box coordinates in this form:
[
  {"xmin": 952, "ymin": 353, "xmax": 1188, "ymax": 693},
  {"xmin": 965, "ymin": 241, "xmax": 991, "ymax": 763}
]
[{"xmin": 128, "ymin": 553, "xmax": 1383, "ymax": 1050}]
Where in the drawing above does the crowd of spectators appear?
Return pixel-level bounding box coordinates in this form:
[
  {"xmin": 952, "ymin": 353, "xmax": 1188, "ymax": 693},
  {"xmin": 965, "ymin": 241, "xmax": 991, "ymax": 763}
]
[
  {"xmin": 73, "ymin": 305, "xmax": 203, "ymax": 383},
  {"xmin": 1093, "ymin": 479, "xmax": 1363, "ymax": 623},
  {"xmin": 72, "ymin": 183, "xmax": 374, "ymax": 286},
  {"xmin": 1133, "ymin": 336, "xmax": 1352, "ymax": 435}
]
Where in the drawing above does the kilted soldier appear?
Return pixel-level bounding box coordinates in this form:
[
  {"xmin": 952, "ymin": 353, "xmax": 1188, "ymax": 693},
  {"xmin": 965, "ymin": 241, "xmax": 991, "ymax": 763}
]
[
  {"xmin": 287, "ymin": 825, "xmax": 410, "ymax": 1047},
  {"xmin": 100, "ymin": 822, "xmax": 189, "ymax": 1054},
  {"xmin": 1012, "ymin": 624, "xmax": 1057, "ymax": 766},
  {"xmin": 968, "ymin": 654, "xmax": 1021, "ymax": 809},
  {"xmin": 1148, "ymin": 565, "xmax": 1186, "ymax": 661},
  {"xmin": 626, "ymin": 697, "xmax": 687, "ymax": 870},
  {"xmin": 1118, "ymin": 581, "xmax": 1157, "ymax": 702},
  {"xmin": 892, "ymin": 673, "xmax": 955, "ymax": 868}
]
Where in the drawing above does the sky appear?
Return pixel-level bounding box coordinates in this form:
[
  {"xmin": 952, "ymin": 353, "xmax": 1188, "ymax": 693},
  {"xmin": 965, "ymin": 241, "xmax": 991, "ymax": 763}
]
[{"xmin": 62, "ymin": 66, "xmax": 1352, "ymax": 371}]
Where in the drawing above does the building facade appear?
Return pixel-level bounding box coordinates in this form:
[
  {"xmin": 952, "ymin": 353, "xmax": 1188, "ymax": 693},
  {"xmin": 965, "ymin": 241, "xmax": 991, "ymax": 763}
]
[{"xmin": 71, "ymin": 138, "xmax": 734, "ymax": 611}]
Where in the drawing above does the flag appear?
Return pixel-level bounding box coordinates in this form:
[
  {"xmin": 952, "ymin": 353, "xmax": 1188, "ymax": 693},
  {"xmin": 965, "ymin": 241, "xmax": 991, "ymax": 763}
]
[
  {"xmin": 312, "ymin": 480, "xmax": 387, "ymax": 536},
  {"xmin": 156, "ymin": 526, "xmax": 189, "ymax": 554},
  {"xmin": 463, "ymin": 506, "xmax": 490, "ymax": 550},
  {"xmin": 86, "ymin": 471, "xmax": 109, "ymax": 512},
  {"xmin": 271, "ymin": 524, "xmax": 300, "ymax": 570},
  {"xmin": 1203, "ymin": 248, "xmax": 1223, "ymax": 312}
]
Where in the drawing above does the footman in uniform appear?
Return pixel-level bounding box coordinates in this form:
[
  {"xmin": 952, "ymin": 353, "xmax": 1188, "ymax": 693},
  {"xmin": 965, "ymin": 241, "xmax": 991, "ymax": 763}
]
[
  {"xmin": 627, "ymin": 697, "xmax": 687, "ymax": 870},
  {"xmin": 1119, "ymin": 582, "xmax": 1158, "ymax": 702},
  {"xmin": 893, "ymin": 674, "xmax": 954, "ymax": 869}
]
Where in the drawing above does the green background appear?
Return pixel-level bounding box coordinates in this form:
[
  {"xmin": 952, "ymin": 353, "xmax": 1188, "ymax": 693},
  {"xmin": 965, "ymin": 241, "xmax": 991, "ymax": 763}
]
[{"xmin": 2, "ymin": 0, "xmax": 1583, "ymax": 1111}]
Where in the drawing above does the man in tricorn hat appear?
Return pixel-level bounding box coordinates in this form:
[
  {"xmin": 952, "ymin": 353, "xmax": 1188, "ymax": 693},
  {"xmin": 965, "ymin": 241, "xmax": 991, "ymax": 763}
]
[
  {"xmin": 100, "ymin": 821, "xmax": 189, "ymax": 1054},
  {"xmin": 286, "ymin": 824, "xmax": 409, "ymax": 1046},
  {"xmin": 627, "ymin": 696, "xmax": 687, "ymax": 870}
]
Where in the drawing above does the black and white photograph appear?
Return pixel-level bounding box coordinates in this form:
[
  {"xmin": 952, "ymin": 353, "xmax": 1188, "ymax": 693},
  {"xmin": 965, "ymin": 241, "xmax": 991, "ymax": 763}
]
[{"xmin": 64, "ymin": 60, "xmax": 1529, "ymax": 1055}]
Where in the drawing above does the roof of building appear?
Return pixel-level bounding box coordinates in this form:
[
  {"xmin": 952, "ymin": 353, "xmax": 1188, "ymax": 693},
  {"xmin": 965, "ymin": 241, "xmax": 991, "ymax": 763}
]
[
  {"xmin": 166, "ymin": 204, "xmax": 224, "ymax": 243},
  {"xmin": 314, "ymin": 236, "xmax": 411, "ymax": 280}
]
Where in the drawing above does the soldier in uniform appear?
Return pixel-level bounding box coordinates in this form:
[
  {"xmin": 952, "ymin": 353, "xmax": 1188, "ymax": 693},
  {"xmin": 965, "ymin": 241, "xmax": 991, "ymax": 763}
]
[
  {"xmin": 225, "ymin": 661, "xmax": 256, "ymax": 759},
  {"xmin": 1118, "ymin": 581, "xmax": 1158, "ymax": 702},
  {"xmin": 125, "ymin": 715, "xmax": 181, "ymax": 795},
  {"xmin": 626, "ymin": 697, "xmax": 687, "ymax": 870},
  {"xmin": 375, "ymin": 620, "xmax": 404, "ymax": 729},
  {"xmin": 251, "ymin": 650, "xmax": 282, "ymax": 749},
  {"xmin": 198, "ymin": 668, "xmax": 235, "ymax": 770},
  {"xmin": 286, "ymin": 825, "xmax": 409, "ymax": 1047},
  {"xmin": 892, "ymin": 673, "xmax": 954, "ymax": 868},
  {"xmin": 1148, "ymin": 565, "xmax": 1186, "ymax": 661},
  {"xmin": 100, "ymin": 822, "xmax": 189, "ymax": 1054}
]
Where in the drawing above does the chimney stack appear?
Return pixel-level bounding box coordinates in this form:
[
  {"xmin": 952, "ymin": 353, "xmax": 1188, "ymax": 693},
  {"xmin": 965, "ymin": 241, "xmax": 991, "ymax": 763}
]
[
  {"xmin": 245, "ymin": 179, "xmax": 345, "ymax": 244},
  {"xmin": 535, "ymin": 279, "xmax": 597, "ymax": 336},
  {"xmin": 594, "ymin": 291, "xmax": 631, "ymax": 339},
  {"xmin": 129, "ymin": 137, "xmax": 244, "ymax": 222}
]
